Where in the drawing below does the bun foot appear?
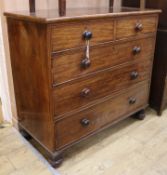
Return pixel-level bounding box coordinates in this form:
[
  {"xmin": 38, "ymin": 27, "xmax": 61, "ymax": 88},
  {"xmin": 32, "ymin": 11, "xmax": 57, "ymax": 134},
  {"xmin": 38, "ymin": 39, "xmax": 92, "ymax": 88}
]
[
  {"xmin": 134, "ymin": 109, "xmax": 146, "ymax": 120},
  {"xmin": 50, "ymin": 154, "xmax": 64, "ymax": 168}
]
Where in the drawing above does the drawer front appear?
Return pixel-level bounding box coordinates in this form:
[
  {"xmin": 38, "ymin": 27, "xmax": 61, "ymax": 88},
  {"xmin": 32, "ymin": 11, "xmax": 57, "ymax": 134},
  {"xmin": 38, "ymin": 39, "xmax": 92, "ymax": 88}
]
[
  {"xmin": 53, "ymin": 60, "xmax": 152, "ymax": 117},
  {"xmin": 52, "ymin": 37, "xmax": 155, "ymax": 85},
  {"xmin": 55, "ymin": 82, "xmax": 149, "ymax": 149},
  {"xmin": 51, "ymin": 19, "xmax": 114, "ymax": 52},
  {"xmin": 116, "ymin": 15, "xmax": 157, "ymax": 39}
]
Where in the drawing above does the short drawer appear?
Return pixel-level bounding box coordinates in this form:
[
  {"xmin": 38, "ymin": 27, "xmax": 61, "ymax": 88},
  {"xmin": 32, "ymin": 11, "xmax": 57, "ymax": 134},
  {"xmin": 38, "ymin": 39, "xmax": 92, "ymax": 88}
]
[
  {"xmin": 116, "ymin": 15, "xmax": 157, "ymax": 39},
  {"xmin": 53, "ymin": 60, "xmax": 152, "ymax": 117},
  {"xmin": 52, "ymin": 37, "xmax": 155, "ymax": 85},
  {"xmin": 55, "ymin": 82, "xmax": 149, "ymax": 149},
  {"xmin": 51, "ymin": 19, "xmax": 114, "ymax": 52}
]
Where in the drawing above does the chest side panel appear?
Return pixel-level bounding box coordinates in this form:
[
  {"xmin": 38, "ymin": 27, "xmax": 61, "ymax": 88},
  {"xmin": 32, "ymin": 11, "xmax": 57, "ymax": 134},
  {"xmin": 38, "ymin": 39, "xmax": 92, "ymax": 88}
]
[{"xmin": 7, "ymin": 18, "xmax": 55, "ymax": 151}]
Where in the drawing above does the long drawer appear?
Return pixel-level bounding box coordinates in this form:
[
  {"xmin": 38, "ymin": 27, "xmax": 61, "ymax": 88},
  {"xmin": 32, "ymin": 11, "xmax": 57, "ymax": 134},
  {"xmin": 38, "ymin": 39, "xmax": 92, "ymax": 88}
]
[
  {"xmin": 53, "ymin": 60, "xmax": 152, "ymax": 117},
  {"xmin": 116, "ymin": 15, "xmax": 157, "ymax": 39},
  {"xmin": 52, "ymin": 37, "xmax": 155, "ymax": 85},
  {"xmin": 55, "ymin": 82, "xmax": 149, "ymax": 149},
  {"xmin": 51, "ymin": 18, "xmax": 114, "ymax": 52}
]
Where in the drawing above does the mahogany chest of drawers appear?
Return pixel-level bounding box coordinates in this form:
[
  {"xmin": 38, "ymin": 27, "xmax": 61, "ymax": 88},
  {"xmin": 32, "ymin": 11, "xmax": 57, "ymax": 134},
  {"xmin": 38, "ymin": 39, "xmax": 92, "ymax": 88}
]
[{"xmin": 5, "ymin": 7, "xmax": 160, "ymax": 167}]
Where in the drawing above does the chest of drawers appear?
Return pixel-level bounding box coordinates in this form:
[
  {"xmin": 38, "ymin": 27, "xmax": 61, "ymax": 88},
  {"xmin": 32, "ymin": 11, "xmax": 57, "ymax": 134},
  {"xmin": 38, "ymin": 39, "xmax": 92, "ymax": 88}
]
[{"xmin": 5, "ymin": 7, "xmax": 160, "ymax": 167}]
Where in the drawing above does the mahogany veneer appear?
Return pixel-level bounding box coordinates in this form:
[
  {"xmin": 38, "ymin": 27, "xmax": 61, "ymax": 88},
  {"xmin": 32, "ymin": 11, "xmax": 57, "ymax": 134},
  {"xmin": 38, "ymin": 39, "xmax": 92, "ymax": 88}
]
[
  {"xmin": 4, "ymin": 7, "xmax": 160, "ymax": 167},
  {"xmin": 123, "ymin": 0, "xmax": 167, "ymax": 115}
]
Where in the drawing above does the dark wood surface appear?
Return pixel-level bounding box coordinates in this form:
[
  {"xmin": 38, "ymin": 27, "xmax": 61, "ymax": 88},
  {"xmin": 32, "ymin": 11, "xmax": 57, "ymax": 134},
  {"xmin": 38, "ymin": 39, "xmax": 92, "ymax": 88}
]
[
  {"xmin": 29, "ymin": 0, "xmax": 35, "ymax": 13},
  {"xmin": 53, "ymin": 59, "xmax": 152, "ymax": 118},
  {"xmin": 7, "ymin": 18, "xmax": 55, "ymax": 152},
  {"xmin": 148, "ymin": 1, "xmax": 167, "ymax": 115},
  {"xmin": 55, "ymin": 82, "xmax": 150, "ymax": 149},
  {"xmin": 5, "ymin": 9, "xmax": 159, "ymax": 167},
  {"xmin": 52, "ymin": 37, "xmax": 155, "ymax": 85},
  {"xmin": 58, "ymin": 0, "xmax": 66, "ymax": 16},
  {"xmin": 51, "ymin": 18, "xmax": 114, "ymax": 51},
  {"xmin": 150, "ymin": 30, "xmax": 167, "ymax": 115},
  {"xmin": 109, "ymin": 0, "xmax": 114, "ymax": 8},
  {"xmin": 116, "ymin": 15, "xmax": 157, "ymax": 39},
  {"xmin": 123, "ymin": 0, "xmax": 167, "ymax": 115}
]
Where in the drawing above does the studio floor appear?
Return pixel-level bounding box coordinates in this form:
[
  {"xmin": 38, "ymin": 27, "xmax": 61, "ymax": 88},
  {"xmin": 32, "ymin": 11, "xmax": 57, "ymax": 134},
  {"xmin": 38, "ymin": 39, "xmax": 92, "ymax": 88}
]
[{"xmin": 1, "ymin": 108, "xmax": 167, "ymax": 175}]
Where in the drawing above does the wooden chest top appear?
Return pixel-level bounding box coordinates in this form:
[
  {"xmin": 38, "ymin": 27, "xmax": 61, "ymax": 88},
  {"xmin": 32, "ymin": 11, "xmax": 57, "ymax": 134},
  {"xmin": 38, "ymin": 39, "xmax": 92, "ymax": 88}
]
[{"xmin": 4, "ymin": 7, "xmax": 161, "ymax": 23}]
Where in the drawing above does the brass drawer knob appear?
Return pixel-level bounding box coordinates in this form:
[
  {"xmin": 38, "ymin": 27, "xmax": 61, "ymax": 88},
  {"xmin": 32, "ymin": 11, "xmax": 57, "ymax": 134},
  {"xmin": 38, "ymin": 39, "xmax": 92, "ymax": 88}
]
[
  {"xmin": 81, "ymin": 57, "xmax": 91, "ymax": 69},
  {"xmin": 135, "ymin": 23, "xmax": 143, "ymax": 32},
  {"xmin": 133, "ymin": 46, "xmax": 141, "ymax": 54},
  {"xmin": 81, "ymin": 88, "xmax": 91, "ymax": 97},
  {"xmin": 80, "ymin": 118, "xmax": 90, "ymax": 127},
  {"xmin": 83, "ymin": 31, "xmax": 93, "ymax": 40},
  {"xmin": 130, "ymin": 71, "xmax": 139, "ymax": 80},
  {"xmin": 129, "ymin": 98, "xmax": 137, "ymax": 105}
]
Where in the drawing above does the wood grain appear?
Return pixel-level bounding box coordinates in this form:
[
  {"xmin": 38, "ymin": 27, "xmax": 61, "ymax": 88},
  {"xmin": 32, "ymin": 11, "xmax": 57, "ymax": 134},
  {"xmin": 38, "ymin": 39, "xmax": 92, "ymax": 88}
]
[
  {"xmin": 116, "ymin": 15, "xmax": 157, "ymax": 39},
  {"xmin": 5, "ymin": 9, "xmax": 159, "ymax": 166},
  {"xmin": 53, "ymin": 59, "xmax": 152, "ymax": 118},
  {"xmin": 52, "ymin": 37, "xmax": 155, "ymax": 85},
  {"xmin": 123, "ymin": 0, "xmax": 167, "ymax": 115},
  {"xmin": 55, "ymin": 82, "xmax": 150, "ymax": 149},
  {"xmin": 7, "ymin": 18, "xmax": 55, "ymax": 151},
  {"xmin": 51, "ymin": 18, "xmax": 114, "ymax": 51}
]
